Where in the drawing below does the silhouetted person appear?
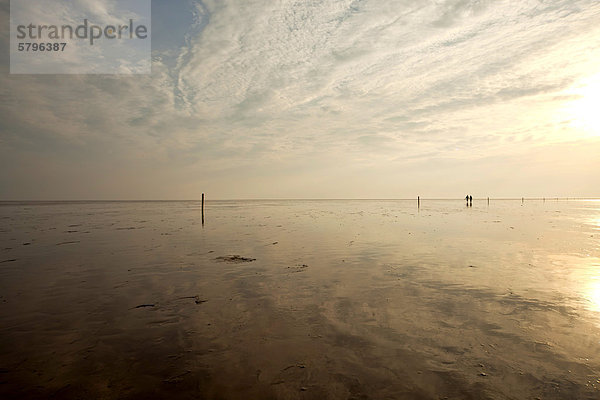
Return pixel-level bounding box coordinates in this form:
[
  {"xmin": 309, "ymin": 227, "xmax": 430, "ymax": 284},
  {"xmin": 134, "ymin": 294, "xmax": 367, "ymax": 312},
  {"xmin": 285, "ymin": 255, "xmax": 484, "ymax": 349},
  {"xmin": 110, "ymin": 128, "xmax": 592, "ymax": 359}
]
[{"xmin": 465, "ymin": 195, "xmax": 472, "ymax": 207}]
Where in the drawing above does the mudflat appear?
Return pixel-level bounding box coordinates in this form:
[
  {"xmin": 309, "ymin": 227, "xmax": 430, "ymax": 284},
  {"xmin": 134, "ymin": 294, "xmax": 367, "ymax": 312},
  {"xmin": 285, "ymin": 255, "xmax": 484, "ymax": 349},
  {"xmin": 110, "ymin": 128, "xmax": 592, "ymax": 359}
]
[{"xmin": 1, "ymin": 200, "xmax": 599, "ymax": 399}]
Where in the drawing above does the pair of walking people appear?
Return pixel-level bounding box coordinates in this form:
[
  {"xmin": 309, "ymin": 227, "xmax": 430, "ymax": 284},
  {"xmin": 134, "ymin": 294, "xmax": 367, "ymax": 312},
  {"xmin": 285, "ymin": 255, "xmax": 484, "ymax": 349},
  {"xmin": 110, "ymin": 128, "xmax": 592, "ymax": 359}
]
[{"xmin": 465, "ymin": 195, "xmax": 473, "ymax": 206}]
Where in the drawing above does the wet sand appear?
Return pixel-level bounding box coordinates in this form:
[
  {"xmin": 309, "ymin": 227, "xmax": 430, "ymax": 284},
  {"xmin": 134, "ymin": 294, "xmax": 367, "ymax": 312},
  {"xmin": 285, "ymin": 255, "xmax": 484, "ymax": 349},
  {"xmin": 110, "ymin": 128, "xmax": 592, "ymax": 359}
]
[{"xmin": 0, "ymin": 199, "xmax": 599, "ymax": 399}]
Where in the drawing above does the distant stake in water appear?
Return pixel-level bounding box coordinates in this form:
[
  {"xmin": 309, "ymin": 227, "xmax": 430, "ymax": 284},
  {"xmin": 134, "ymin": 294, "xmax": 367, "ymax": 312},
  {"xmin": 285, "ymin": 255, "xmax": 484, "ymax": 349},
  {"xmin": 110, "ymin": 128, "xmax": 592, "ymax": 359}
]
[
  {"xmin": 202, "ymin": 193, "xmax": 205, "ymax": 225},
  {"xmin": 418, "ymin": 196, "xmax": 420, "ymax": 208}
]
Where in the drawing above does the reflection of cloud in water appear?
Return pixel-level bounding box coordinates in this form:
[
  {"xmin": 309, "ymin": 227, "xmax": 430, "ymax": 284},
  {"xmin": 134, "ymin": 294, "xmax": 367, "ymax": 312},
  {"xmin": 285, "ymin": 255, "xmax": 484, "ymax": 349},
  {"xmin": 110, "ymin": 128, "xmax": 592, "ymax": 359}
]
[{"xmin": 1, "ymin": 199, "xmax": 600, "ymax": 398}]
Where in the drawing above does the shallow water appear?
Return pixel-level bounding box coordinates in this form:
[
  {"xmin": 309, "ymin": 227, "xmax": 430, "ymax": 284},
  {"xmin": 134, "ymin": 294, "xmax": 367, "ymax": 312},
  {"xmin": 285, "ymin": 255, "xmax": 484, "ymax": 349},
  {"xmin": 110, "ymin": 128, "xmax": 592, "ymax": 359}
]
[{"xmin": 0, "ymin": 199, "xmax": 599, "ymax": 399}]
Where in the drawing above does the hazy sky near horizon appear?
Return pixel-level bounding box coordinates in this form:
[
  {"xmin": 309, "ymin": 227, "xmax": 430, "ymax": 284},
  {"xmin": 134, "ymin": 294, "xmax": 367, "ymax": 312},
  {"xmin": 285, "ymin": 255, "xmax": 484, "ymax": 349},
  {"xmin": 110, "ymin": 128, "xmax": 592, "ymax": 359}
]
[{"xmin": 1, "ymin": 0, "xmax": 599, "ymax": 199}]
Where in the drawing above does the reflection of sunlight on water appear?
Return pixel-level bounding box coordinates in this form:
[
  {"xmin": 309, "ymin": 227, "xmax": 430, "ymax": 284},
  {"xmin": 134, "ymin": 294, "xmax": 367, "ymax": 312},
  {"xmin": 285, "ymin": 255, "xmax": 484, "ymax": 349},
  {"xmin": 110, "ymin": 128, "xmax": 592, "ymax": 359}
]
[
  {"xmin": 588, "ymin": 277, "xmax": 600, "ymax": 313},
  {"xmin": 568, "ymin": 255, "xmax": 600, "ymax": 314}
]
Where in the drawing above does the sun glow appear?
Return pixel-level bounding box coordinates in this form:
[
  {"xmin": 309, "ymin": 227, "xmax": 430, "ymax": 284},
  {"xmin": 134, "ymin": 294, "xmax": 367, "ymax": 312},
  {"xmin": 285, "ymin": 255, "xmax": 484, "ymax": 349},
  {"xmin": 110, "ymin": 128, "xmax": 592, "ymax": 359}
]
[{"xmin": 563, "ymin": 74, "xmax": 600, "ymax": 136}]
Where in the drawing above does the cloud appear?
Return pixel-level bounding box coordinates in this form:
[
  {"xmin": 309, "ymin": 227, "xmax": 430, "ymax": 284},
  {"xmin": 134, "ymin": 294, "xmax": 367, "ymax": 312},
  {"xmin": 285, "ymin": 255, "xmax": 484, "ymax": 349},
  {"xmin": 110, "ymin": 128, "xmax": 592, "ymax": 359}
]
[{"xmin": 1, "ymin": 0, "xmax": 600, "ymax": 198}]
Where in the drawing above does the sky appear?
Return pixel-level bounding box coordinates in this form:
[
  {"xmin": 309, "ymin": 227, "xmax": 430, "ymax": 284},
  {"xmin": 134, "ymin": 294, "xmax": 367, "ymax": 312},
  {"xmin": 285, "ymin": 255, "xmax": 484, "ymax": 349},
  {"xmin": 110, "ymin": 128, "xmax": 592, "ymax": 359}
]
[{"xmin": 1, "ymin": 0, "xmax": 599, "ymax": 200}]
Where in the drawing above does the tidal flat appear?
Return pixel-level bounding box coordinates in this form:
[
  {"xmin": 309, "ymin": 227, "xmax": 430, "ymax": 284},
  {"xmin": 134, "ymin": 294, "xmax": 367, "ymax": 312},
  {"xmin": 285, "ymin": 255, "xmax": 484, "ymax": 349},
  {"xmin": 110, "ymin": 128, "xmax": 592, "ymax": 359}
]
[{"xmin": 0, "ymin": 199, "xmax": 599, "ymax": 399}]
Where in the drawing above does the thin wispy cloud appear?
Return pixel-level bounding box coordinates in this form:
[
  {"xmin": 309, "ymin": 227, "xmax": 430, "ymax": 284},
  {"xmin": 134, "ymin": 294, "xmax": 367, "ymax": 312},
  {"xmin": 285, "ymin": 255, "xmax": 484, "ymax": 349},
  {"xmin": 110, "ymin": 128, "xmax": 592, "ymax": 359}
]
[{"xmin": 1, "ymin": 0, "xmax": 599, "ymax": 199}]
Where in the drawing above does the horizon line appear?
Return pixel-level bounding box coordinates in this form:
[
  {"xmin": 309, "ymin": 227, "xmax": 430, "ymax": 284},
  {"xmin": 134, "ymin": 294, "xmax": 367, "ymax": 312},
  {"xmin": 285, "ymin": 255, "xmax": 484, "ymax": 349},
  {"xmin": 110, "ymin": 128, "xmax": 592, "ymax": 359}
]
[{"xmin": 1, "ymin": 197, "xmax": 599, "ymax": 202}]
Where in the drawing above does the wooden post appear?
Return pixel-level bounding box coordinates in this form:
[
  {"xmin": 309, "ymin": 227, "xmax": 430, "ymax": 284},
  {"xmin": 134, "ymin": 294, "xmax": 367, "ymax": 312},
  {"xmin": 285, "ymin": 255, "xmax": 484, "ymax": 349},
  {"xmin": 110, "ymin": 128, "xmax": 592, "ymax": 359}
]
[
  {"xmin": 202, "ymin": 193, "xmax": 205, "ymax": 225},
  {"xmin": 487, "ymin": 197, "xmax": 489, "ymax": 205},
  {"xmin": 418, "ymin": 196, "xmax": 420, "ymax": 208}
]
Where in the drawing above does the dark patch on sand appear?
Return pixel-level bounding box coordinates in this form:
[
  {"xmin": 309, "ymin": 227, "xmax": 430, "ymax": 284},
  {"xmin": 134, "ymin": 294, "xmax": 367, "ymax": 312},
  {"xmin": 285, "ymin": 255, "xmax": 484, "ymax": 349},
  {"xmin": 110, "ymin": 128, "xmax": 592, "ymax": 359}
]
[
  {"xmin": 287, "ymin": 264, "xmax": 309, "ymax": 273},
  {"xmin": 215, "ymin": 255, "xmax": 256, "ymax": 263},
  {"xmin": 178, "ymin": 295, "xmax": 208, "ymax": 304},
  {"xmin": 133, "ymin": 304, "xmax": 155, "ymax": 309}
]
